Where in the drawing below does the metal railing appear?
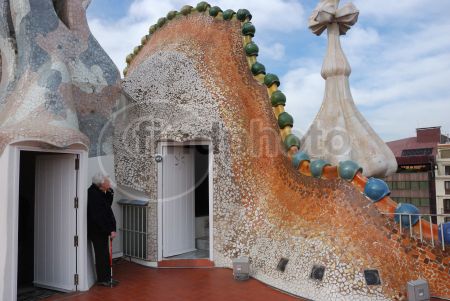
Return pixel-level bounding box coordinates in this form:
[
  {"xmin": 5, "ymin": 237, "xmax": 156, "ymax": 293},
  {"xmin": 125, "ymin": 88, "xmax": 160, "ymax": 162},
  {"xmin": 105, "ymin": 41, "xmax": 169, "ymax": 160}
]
[
  {"xmin": 380, "ymin": 212, "xmax": 450, "ymax": 251},
  {"xmin": 119, "ymin": 201, "xmax": 150, "ymax": 260}
]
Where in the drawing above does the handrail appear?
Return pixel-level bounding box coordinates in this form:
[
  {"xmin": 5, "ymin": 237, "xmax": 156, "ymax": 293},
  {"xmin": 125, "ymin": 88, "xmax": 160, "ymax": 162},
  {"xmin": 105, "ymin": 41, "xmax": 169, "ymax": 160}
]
[{"xmin": 380, "ymin": 212, "xmax": 449, "ymax": 251}]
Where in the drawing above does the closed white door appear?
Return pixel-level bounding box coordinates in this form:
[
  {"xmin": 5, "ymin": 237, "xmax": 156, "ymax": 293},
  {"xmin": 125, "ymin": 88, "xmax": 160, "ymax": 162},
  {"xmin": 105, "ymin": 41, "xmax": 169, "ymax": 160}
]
[
  {"xmin": 34, "ymin": 154, "xmax": 77, "ymax": 291},
  {"xmin": 162, "ymin": 146, "xmax": 196, "ymax": 257}
]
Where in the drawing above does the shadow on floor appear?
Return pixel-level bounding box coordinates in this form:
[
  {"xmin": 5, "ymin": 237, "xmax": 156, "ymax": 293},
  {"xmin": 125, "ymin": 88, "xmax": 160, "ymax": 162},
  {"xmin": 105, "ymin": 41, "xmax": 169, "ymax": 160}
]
[{"xmin": 18, "ymin": 286, "xmax": 60, "ymax": 301}]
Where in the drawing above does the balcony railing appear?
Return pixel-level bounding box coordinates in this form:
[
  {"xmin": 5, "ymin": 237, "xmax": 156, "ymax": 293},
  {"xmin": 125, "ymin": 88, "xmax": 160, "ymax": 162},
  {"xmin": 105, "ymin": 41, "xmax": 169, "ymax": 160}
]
[{"xmin": 380, "ymin": 212, "xmax": 450, "ymax": 251}]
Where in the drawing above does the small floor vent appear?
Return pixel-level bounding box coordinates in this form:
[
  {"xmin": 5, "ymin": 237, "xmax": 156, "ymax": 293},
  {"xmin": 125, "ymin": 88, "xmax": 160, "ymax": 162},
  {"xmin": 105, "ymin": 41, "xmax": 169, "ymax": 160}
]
[
  {"xmin": 276, "ymin": 258, "xmax": 289, "ymax": 272},
  {"xmin": 310, "ymin": 265, "xmax": 325, "ymax": 281},
  {"xmin": 364, "ymin": 269, "xmax": 381, "ymax": 285}
]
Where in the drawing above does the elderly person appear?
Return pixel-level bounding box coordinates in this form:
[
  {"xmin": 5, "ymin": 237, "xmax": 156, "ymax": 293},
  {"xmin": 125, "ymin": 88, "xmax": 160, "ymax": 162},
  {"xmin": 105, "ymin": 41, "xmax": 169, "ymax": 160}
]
[{"xmin": 87, "ymin": 173, "xmax": 118, "ymax": 286}]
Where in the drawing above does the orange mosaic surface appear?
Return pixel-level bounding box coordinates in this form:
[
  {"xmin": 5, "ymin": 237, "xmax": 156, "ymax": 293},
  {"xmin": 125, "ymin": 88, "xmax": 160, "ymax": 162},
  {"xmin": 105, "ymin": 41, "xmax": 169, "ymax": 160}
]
[{"xmin": 127, "ymin": 11, "xmax": 450, "ymax": 300}]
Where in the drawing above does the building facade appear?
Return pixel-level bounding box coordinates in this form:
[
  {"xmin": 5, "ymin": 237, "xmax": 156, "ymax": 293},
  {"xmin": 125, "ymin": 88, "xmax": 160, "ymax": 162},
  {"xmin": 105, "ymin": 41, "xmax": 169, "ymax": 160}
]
[
  {"xmin": 436, "ymin": 144, "xmax": 450, "ymax": 224},
  {"xmin": 385, "ymin": 127, "xmax": 450, "ymax": 215}
]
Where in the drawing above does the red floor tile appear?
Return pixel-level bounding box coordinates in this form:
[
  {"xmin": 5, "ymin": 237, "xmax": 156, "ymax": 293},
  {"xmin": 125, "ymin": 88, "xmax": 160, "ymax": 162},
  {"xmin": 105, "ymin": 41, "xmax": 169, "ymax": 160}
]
[
  {"xmin": 45, "ymin": 260, "xmax": 304, "ymax": 301},
  {"xmin": 43, "ymin": 261, "xmax": 447, "ymax": 301}
]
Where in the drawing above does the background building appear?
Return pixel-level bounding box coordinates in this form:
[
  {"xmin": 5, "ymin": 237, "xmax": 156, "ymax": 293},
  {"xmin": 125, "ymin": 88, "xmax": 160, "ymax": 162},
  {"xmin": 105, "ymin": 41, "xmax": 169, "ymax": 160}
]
[
  {"xmin": 436, "ymin": 144, "xmax": 450, "ymax": 223},
  {"xmin": 385, "ymin": 127, "xmax": 450, "ymax": 215}
]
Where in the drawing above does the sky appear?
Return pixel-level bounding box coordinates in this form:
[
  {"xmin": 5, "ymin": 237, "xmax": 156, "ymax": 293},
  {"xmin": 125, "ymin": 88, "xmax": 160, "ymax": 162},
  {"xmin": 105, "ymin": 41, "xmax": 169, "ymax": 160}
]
[{"xmin": 86, "ymin": 0, "xmax": 450, "ymax": 142}]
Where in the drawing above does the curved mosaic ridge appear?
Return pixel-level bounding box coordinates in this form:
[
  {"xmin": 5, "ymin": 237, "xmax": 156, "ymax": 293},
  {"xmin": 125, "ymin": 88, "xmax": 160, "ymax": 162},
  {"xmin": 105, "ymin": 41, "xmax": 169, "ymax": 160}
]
[
  {"xmin": 124, "ymin": 1, "xmax": 442, "ymax": 243},
  {"xmin": 122, "ymin": 3, "xmax": 450, "ymax": 299}
]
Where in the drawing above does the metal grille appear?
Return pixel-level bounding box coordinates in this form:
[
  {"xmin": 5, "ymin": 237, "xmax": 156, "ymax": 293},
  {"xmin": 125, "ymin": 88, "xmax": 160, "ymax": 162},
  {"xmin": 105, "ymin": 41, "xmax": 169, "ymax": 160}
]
[{"xmin": 120, "ymin": 203, "xmax": 149, "ymax": 260}]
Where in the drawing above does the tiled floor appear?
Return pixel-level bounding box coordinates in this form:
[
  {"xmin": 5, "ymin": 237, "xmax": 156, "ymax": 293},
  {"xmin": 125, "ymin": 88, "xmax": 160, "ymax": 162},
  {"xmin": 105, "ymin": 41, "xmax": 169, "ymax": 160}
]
[
  {"xmin": 44, "ymin": 261, "xmax": 304, "ymax": 301},
  {"xmin": 41, "ymin": 261, "xmax": 448, "ymax": 301}
]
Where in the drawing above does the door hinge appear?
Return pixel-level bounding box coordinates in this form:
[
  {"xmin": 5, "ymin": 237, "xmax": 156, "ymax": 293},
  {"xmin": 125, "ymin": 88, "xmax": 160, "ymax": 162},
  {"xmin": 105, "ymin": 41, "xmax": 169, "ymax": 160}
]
[
  {"xmin": 74, "ymin": 235, "xmax": 79, "ymax": 247},
  {"xmin": 74, "ymin": 274, "xmax": 79, "ymax": 286},
  {"xmin": 75, "ymin": 158, "xmax": 80, "ymax": 170},
  {"xmin": 74, "ymin": 197, "xmax": 79, "ymax": 209}
]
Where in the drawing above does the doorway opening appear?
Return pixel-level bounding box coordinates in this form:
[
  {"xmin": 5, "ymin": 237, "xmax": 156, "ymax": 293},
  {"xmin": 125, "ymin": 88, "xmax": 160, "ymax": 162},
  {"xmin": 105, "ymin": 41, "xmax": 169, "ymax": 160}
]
[
  {"xmin": 17, "ymin": 151, "xmax": 79, "ymax": 299},
  {"xmin": 161, "ymin": 144, "xmax": 211, "ymax": 260}
]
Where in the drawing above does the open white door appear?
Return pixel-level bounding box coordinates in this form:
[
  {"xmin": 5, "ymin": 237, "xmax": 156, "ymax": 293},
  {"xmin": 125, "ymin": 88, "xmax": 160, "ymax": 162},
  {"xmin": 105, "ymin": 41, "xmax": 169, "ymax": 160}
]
[
  {"xmin": 162, "ymin": 146, "xmax": 195, "ymax": 257},
  {"xmin": 34, "ymin": 154, "xmax": 77, "ymax": 291}
]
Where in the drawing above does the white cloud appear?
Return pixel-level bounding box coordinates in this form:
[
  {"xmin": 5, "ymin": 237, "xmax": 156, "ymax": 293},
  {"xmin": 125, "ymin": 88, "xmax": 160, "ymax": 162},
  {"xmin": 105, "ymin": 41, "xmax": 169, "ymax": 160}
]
[
  {"xmin": 341, "ymin": 26, "xmax": 380, "ymax": 67},
  {"xmin": 282, "ymin": 60, "xmax": 324, "ymax": 133},
  {"xmin": 88, "ymin": 0, "xmax": 305, "ymax": 72},
  {"xmin": 128, "ymin": 0, "xmax": 184, "ymax": 19},
  {"xmin": 212, "ymin": 0, "xmax": 305, "ymax": 32},
  {"xmin": 351, "ymin": 0, "xmax": 442, "ymax": 21},
  {"xmin": 282, "ymin": 15, "xmax": 450, "ymax": 141},
  {"xmin": 88, "ymin": 18, "xmax": 149, "ymax": 73},
  {"xmin": 364, "ymin": 98, "xmax": 450, "ymax": 141},
  {"xmin": 259, "ymin": 42, "xmax": 286, "ymax": 61}
]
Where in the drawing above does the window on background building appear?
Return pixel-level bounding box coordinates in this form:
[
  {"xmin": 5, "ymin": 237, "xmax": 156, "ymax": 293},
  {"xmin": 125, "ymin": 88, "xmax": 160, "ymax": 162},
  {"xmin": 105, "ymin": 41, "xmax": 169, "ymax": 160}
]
[
  {"xmin": 420, "ymin": 181, "xmax": 428, "ymax": 190},
  {"xmin": 411, "ymin": 198, "xmax": 421, "ymax": 207},
  {"xmin": 386, "ymin": 181, "xmax": 392, "ymax": 190},
  {"xmin": 398, "ymin": 165, "xmax": 429, "ymax": 173},
  {"xmin": 398, "ymin": 181, "xmax": 406, "ymax": 190},
  {"xmin": 401, "ymin": 148, "xmax": 433, "ymax": 156},
  {"xmin": 446, "ymin": 181, "xmax": 450, "ymax": 194},
  {"xmin": 421, "ymin": 198, "xmax": 430, "ymax": 207},
  {"xmin": 441, "ymin": 149, "xmax": 450, "ymax": 159},
  {"xmin": 444, "ymin": 199, "xmax": 450, "ymax": 213},
  {"xmin": 411, "ymin": 181, "xmax": 419, "ymax": 190},
  {"xmin": 445, "ymin": 166, "xmax": 450, "ymax": 175}
]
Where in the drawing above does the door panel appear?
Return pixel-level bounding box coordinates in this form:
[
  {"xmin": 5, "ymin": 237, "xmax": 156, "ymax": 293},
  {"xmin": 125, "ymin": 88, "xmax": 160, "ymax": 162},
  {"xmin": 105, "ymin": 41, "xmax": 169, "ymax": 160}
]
[
  {"xmin": 162, "ymin": 146, "xmax": 195, "ymax": 257},
  {"xmin": 34, "ymin": 155, "xmax": 77, "ymax": 291}
]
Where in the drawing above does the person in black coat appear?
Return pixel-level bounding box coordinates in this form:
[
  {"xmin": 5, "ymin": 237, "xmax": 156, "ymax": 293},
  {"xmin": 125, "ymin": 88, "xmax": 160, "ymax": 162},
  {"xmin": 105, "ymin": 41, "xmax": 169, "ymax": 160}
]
[{"xmin": 87, "ymin": 173, "xmax": 118, "ymax": 286}]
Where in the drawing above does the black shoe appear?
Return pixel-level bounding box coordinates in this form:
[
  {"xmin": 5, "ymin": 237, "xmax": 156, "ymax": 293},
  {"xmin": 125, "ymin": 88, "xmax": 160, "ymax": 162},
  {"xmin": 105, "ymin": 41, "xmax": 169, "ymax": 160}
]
[
  {"xmin": 97, "ymin": 281, "xmax": 117, "ymax": 287},
  {"xmin": 111, "ymin": 279, "xmax": 120, "ymax": 285}
]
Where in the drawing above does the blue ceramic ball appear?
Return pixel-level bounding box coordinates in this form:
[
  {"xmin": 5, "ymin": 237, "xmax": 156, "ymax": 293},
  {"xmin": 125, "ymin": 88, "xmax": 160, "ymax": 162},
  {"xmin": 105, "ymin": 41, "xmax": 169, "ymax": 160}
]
[
  {"xmin": 310, "ymin": 159, "xmax": 330, "ymax": 178},
  {"xmin": 363, "ymin": 178, "xmax": 390, "ymax": 202},
  {"xmin": 394, "ymin": 203, "xmax": 420, "ymax": 228},
  {"xmin": 438, "ymin": 222, "xmax": 450, "ymax": 245},
  {"xmin": 292, "ymin": 151, "xmax": 310, "ymax": 169},
  {"xmin": 338, "ymin": 160, "xmax": 362, "ymax": 181}
]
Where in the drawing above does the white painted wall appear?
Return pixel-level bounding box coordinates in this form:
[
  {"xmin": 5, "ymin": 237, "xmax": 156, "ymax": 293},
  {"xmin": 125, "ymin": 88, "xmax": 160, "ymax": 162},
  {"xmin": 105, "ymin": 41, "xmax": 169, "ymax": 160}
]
[{"xmin": 0, "ymin": 145, "xmax": 16, "ymax": 301}]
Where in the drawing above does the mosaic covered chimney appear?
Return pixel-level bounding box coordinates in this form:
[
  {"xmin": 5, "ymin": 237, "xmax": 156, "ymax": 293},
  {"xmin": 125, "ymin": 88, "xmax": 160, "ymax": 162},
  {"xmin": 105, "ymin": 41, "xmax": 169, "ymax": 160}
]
[
  {"xmin": 0, "ymin": 0, "xmax": 121, "ymax": 156},
  {"xmin": 301, "ymin": 0, "xmax": 397, "ymax": 177}
]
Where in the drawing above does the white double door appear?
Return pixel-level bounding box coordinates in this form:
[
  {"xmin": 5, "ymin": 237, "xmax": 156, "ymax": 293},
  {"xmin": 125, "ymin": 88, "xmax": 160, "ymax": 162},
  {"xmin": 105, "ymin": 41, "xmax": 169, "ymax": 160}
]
[
  {"xmin": 162, "ymin": 146, "xmax": 196, "ymax": 257},
  {"xmin": 33, "ymin": 154, "xmax": 77, "ymax": 291}
]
